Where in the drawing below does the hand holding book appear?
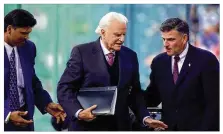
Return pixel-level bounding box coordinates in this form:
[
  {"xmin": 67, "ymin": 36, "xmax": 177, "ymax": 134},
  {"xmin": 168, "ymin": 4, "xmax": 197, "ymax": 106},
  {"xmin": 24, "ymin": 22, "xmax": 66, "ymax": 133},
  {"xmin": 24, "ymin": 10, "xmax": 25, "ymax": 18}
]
[
  {"xmin": 78, "ymin": 105, "xmax": 97, "ymax": 122},
  {"xmin": 77, "ymin": 86, "xmax": 117, "ymax": 116}
]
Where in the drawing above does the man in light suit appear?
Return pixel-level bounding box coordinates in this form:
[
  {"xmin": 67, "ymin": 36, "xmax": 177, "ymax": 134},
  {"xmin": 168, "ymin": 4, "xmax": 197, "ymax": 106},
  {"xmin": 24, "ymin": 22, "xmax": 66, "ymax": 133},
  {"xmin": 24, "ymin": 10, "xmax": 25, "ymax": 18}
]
[
  {"xmin": 57, "ymin": 12, "xmax": 168, "ymax": 131},
  {"xmin": 4, "ymin": 9, "xmax": 66, "ymax": 131},
  {"xmin": 144, "ymin": 18, "xmax": 219, "ymax": 131}
]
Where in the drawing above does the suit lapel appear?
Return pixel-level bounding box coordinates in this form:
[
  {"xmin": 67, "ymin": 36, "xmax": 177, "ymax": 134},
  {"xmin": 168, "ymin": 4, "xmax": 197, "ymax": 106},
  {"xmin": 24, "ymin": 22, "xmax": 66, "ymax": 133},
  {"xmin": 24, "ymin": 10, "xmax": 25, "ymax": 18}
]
[
  {"xmin": 4, "ymin": 47, "xmax": 10, "ymax": 73},
  {"xmin": 117, "ymin": 49, "xmax": 132, "ymax": 89},
  {"xmin": 92, "ymin": 39, "xmax": 110, "ymax": 85},
  {"xmin": 17, "ymin": 44, "xmax": 30, "ymax": 88},
  {"xmin": 4, "ymin": 47, "xmax": 10, "ymax": 96},
  {"xmin": 175, "ymin": 45, "xmax": 193, "ymax": 88},
  {"xmin": 117, "ymin": 50, "xmax": 125, "ymax": 88}
]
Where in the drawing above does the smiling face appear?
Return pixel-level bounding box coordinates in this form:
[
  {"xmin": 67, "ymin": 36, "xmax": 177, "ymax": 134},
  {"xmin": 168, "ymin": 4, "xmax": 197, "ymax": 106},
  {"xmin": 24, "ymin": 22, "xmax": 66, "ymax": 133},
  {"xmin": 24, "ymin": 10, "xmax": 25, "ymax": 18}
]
[
  {"xmin": 101, "ymin": 19, "xmax": 127, "ymax": 52},
  {"xmin": 161, "ymin": 29, "xmax": 188, "ymax": 56},
  {"xmin": 5, "ymin": 25, "xmax": 32, "ymax": 46}
]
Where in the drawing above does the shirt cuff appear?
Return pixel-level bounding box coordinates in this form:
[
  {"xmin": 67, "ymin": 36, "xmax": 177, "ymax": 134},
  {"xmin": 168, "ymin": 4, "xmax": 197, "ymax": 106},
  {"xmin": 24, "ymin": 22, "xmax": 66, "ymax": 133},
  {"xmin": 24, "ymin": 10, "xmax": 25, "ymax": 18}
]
[
  {"xmin": 5, "ymin": 112, "xmax": 11, "ymax": 124},
  {"xmin": 75, "ymin": 109, "xmax": 83, "ymax": 119},
  {"xmin": 143, "ymin": 116, "xmax": 151, "ymax": 126}
]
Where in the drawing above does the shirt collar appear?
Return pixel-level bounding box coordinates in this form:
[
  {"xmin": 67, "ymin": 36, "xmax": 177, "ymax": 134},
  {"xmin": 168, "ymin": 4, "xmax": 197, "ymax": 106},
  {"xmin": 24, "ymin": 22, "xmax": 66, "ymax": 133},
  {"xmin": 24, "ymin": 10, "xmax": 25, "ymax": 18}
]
[
  {"xmin": 4, "ymin": 41, "xmax": 17, "ymax": 54},
  {"xmin": 100, "ymin": 38, "xmax": 116, "ymax": 56},
  {"xmin": 173, "ymin": 42, "xmax": 189, "ymax": 60}
]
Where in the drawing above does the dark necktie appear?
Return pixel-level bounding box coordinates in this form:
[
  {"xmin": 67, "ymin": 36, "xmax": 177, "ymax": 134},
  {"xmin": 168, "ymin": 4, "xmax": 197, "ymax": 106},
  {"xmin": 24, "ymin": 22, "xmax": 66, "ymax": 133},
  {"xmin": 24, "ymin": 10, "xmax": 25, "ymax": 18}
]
[
  {"xmin": 9, "ymin": 48, "xmax": 20, "ymax": 111},
  {"xmin": 107, "ymin": 53, "xmax": 114, "ymax": 66},
  {"xmin": 173, "ymin": 55, "xmax": 180, "ymax": 84}
]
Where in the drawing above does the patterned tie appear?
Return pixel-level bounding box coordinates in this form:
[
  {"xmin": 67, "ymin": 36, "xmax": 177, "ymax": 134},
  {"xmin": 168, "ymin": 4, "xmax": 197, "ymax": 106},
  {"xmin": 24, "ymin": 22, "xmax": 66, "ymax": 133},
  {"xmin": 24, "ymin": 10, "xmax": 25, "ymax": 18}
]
[
  {"xmin": 173, "ymin": 55, "xmax": 180, "ymax": 84},
  {"xmin": 9, "ymin": 48, "xmax": 20, "ymax": 111},
  {"xmin": 107, "ymin": 53, "xmax": 115, "ymax": 66}
]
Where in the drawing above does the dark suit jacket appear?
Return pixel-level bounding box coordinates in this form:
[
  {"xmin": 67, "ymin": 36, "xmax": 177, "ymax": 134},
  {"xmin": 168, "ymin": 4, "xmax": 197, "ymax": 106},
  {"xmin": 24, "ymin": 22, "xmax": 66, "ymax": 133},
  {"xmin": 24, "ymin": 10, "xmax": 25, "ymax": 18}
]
[
  {"xmin": 145, "ymin": 44, "xmax": 219, "ymax": 131},
  {"xmin": 57, "ymin": 38, "xmax": 149, "ymax": 131},
  {"xmin": 4, "ymin": 40, "xmax": 53, "ymax": 131}
]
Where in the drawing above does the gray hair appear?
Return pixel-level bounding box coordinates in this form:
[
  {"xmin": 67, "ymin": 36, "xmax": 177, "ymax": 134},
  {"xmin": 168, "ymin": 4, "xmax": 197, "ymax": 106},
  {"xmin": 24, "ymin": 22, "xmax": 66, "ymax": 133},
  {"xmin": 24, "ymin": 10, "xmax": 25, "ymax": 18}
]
[{"xmin": 95, "ymin": 12, "xmax": 128, "ymax": 35}]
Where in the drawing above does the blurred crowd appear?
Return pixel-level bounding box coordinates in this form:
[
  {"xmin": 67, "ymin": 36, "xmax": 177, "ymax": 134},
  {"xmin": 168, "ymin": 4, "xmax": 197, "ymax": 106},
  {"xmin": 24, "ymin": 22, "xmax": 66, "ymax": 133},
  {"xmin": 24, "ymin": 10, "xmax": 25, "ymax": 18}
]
[{"xmin": 190, "ymin": 4, "xmax": 219, "ymax": 60}]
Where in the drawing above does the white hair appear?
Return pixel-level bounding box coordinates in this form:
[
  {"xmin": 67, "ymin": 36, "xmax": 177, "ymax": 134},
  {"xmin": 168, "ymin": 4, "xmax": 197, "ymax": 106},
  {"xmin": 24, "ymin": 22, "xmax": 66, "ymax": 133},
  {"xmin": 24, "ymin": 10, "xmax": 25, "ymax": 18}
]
[{"xmin": 95, "ymin": 12, "xmax": 128, "ymax": 35}]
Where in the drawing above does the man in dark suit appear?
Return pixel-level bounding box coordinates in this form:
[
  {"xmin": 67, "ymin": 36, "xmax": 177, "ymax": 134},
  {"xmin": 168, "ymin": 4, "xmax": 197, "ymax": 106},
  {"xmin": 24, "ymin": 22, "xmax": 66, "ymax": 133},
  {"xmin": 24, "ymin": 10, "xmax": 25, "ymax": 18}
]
[
  {"xmin": 57, "ymin": 12, "xmax": 168, "ymax": 131},
  {"xmin": 4, "ymin": 9, "xmax": 66, "ymax": 131},
  {"xmin": 144, "ymin": 18, "xmax": 219, "ymax": 131}
]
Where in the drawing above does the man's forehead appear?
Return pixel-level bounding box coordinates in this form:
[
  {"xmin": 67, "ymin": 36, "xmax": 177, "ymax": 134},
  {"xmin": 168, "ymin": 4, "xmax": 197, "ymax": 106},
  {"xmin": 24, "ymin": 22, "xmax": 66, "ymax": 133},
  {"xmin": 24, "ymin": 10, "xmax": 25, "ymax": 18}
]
[
  {"xmin": 17, "ymin": 27, "xmax": 32, "ymax": 32},
  {"xmin": 161, "ymin": 30, "xmax": 181, "ymax": 36}
]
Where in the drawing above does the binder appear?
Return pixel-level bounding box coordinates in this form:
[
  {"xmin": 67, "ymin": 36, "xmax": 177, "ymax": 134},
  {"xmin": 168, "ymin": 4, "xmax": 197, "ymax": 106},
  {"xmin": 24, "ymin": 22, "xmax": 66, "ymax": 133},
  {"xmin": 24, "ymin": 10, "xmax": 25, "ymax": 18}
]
[{"xmin": 77, "ymin": 86, "xmax": 117, "ymax": 115}]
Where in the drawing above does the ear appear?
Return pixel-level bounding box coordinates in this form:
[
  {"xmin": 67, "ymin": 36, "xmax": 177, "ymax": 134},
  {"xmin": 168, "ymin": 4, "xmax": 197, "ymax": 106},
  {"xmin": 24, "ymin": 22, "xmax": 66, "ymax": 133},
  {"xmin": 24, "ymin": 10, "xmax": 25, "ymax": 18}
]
[
  {"xmin": 7, "ymin": 25, "xmax": 13, "ymax": 34},
  {"xmin": 182, "ymin": 34, "xmax": 188, "ymax": 44},
  {"xmin": 101, "ymin": 29, "xmax": 106, "ymax": 40},
  {"xmin": 101, "ymin": 29, "xmax": 105, "ymax": 36}
]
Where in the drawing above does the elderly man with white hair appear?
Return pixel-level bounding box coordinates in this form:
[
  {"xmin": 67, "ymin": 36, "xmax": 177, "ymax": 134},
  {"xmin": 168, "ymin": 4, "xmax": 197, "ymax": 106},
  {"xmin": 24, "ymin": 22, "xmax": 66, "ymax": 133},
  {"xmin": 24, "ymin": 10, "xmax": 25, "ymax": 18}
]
[{"xmin": 57, "ymin": 12, "xmax": 168, "ymax": 131}]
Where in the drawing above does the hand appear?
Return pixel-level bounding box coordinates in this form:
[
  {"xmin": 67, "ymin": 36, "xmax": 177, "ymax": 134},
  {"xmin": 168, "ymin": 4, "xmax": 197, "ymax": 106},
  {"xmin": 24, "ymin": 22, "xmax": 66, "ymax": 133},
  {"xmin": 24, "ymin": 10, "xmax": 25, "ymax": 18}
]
[
  {"xmin": 144, "ymin": 117, "xmax": 168, "ymax": 130},
  {"xmin": 78, "ymin": 105, "xmax": 97, "ymax": 122},
  {"xmin": 9, "ymin": 111, "xmax": 33, "ymax": 127},
  {"xmin": 46, "ymin": 102, "xmax": 66, "ymax": 124}
]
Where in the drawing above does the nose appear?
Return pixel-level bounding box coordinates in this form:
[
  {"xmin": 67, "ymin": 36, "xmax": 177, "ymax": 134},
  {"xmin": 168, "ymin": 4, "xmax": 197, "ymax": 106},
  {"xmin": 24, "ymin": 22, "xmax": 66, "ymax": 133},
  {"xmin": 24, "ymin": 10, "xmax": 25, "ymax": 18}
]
[
  {"xmin": 24, "ymin": 35, "xmax": 29, "ymax": 40},
  {"xmin": 119, "ymin": 35, "xmax": 125, "ymax": 42},
  {"xmin": 163, "ymin": 40, "xmax": 169, "ymax": 47}
]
